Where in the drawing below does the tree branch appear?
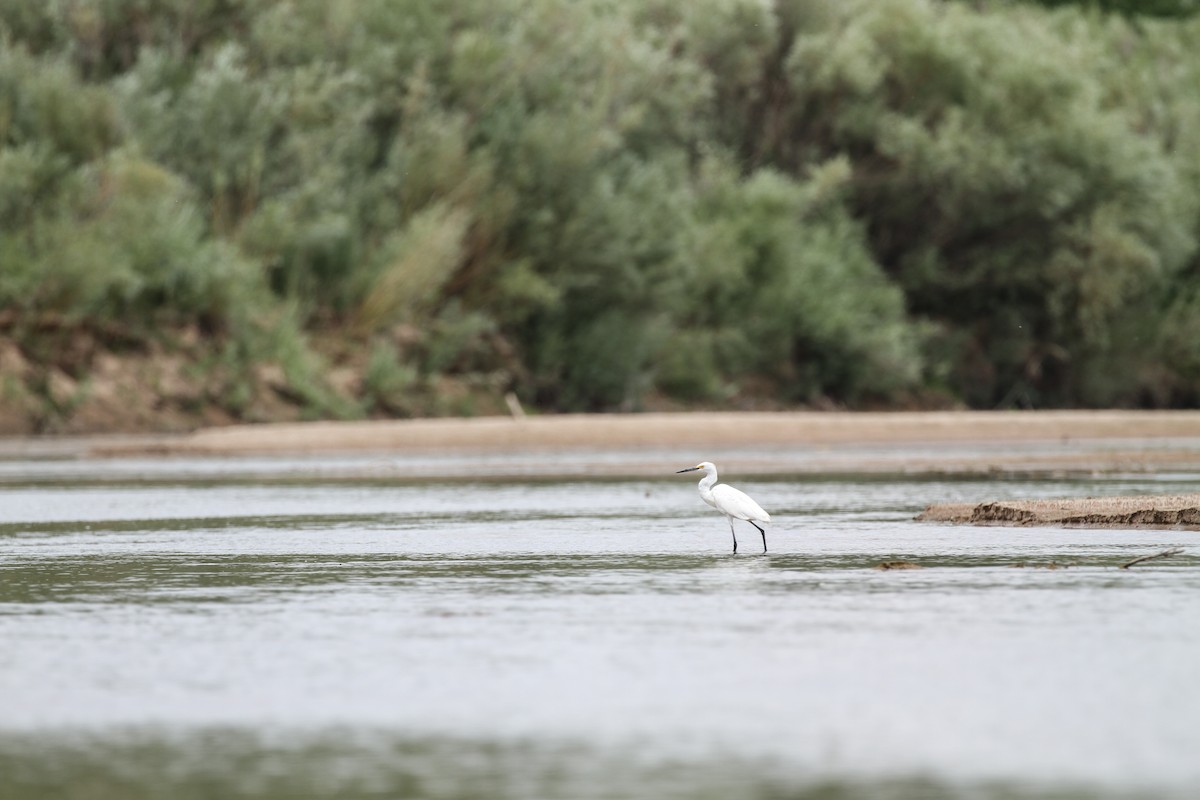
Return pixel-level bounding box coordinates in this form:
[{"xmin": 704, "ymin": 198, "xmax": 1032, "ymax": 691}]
[{"xmin": 1119, "ymin": 548, "xmax": 1184, "ymax": 570}]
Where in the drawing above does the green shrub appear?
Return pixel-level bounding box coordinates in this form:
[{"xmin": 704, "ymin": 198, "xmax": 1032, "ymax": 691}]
[
  {"xmin": 777, "ymin": 0, "xmax": 1196, "ymax": 405},
  {"xmin": 362, "ymin": 339, "xmax": 419, "ymax": 415},
  {"xmin": 1, "ymin": 152, "xmax": 258, "ymax": 328},
  {"xmin": 679, "ymin": 157, "xmax": 924, "ymax": 403},
  {"xmin": 0, "ymin": 45, "xmax": 118, "ymax": 167},
  {"xmin": 6, "ymin": 0, "xmax": 1200, "ymax": 421}
]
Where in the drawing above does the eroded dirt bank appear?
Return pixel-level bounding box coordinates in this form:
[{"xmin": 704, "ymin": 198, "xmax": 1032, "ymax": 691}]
[{"xmin": 918, "ymin": 495, "xmax": 1200, "ymax": 529}]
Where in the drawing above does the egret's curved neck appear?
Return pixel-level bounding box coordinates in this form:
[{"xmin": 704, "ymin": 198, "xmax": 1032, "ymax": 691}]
[{"xmin": 697, "ymin": 466, "xmax": 718, "ymax": 495}]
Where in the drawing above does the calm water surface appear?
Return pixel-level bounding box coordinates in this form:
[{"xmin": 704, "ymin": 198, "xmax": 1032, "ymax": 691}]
[{"xmin": 1, "ymin": 455, "xmax": 1198, "ymax": 799}]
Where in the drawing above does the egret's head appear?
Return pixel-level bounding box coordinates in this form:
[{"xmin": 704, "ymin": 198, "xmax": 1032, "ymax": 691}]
[{"xmin": 675, "ymin": 461, "xmax": 715, "ymax": 474}]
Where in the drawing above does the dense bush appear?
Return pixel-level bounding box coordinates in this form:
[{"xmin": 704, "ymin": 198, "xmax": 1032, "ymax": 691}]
[
  {"xmin": 771, "ymin": 0, "xmax": 1197, "ymax": 405},
  {"xmin": 1023, "ymin": 0, "xmax": 1200, "ymax": 17},
  {"xmin": 4, "ymin": 0, "xmax": 1200, "ymax": 425}
]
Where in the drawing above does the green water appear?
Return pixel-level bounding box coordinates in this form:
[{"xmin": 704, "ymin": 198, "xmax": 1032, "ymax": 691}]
[{"xmin": 1, "ymin": 458, "xmax": 1198, "ymax": 799}]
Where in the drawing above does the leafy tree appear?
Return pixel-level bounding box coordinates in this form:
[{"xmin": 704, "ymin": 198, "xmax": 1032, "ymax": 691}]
[
  {"xmin": 1020, "ymin": 0, "xmax": 1199, "ymax": 18},
  {"xmin": 5, "ymin": 0, "xmax": 1200, "ymax": 426},
  {"xmin": 763, "ymin": 0, "xmax": 1195, "ymax": 405}
]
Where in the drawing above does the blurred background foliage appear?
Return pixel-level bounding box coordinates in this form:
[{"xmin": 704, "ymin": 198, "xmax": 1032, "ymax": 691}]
[{"xmin": 3, "ymin": 0, "xmax": 1200, "ymax": 429}]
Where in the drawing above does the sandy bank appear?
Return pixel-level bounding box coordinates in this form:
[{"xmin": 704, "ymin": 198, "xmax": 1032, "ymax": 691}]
[
  {"xmin": 43, "ymin": 409, "xmax": 1198, "ymax": 481},
  {"xmin": 10, "ymin": 411, "xmax": 1200, "ymax": 528},
  {"xmin": 918, "ymin": 494, "xmax": 1200, "ymax": 530},
  {"xmin": 90, "ymin": 409, "xmax": 1200, "ymax": 454}
]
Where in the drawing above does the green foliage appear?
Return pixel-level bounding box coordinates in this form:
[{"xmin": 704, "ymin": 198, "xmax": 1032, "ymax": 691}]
[
  {"xmin": 0, "ymin": 0, "xmax": 255, "ymax": 77},
  {"xmin": 420, "ymin": 302, "xmax": 496, "ymax": 377},
  {"xmin": 357, "ymin": 204, "xmax": 471, "ymax": 332},
  {"xmin": 772, "ymin": 0, "xmax": 1198, "ymax": 405},
  {"xmin": 677, "ymin": 157, "xmax": 922, "ymax": 403},
  {"xmin": 5, "ymin": 0, "xmax": 1200, "ymax": 423},
  {"xmin": 0, "ymin": 45, "xmax": 118, "ymax": 168},
  {"xmin": 2, "ymin": 152, "xmax": 249, "ymax": 326},
  {"xmin": 362, "ymin": 339, "xmax": 419, "ymax": 416},
  {"xmin": 1018, "ymin": 0, "xmax": 1200, "ymax": 17}
]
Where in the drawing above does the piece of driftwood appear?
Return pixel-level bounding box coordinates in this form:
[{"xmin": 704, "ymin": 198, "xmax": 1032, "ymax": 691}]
[{"xmin": 1119, "ymin": 548, "xmax": 1184, "ymax": 570}]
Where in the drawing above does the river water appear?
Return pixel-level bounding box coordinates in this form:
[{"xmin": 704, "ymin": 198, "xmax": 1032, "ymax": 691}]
[{"xmin": 1, "ymin": 454, "xmax": 1198, "ymax": 799}]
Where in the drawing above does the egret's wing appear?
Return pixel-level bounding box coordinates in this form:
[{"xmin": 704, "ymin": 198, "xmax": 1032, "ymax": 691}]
[{"xmin": 711, "ymin": 484, "xmax": 771, "ymax": 523}]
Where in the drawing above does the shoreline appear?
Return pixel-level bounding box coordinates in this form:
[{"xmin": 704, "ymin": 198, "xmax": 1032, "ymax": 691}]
[
  {"xmin": 4, "ymin": 408, "xmax": 1200, "ymax": 479},
  {"xmin": 7, "ymin": 410, "xmax": 1200, "ymax": 530},
  {"xmin": 0, "ymin": 410, "xmax": 1198, "ymax": 471},
  {"xmin": 86, "ymin": 408, "xmax": 1200, "ymax": 454},
  {"xmin": 917, "ymin": 494, "xmax": 1200, "ymax": 530}
]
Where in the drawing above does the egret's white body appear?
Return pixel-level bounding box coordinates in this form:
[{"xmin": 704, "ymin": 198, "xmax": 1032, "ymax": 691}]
[{"xmin": 676, "ymin": 461, "xmax": 771, "ymax": 553}]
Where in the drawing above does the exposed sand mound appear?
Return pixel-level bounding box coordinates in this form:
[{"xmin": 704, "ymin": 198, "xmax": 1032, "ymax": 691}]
[{"xmin": 918, "ymin": 494, "xmax": 1200, "ymax": 529}]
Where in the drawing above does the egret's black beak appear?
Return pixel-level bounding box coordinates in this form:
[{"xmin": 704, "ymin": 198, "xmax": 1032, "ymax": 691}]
[{"xmin": 675, "ymin": 466, "xmax": 700, "ymax": 473}]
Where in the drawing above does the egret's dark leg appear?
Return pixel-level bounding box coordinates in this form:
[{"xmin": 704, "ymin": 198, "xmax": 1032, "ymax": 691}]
[
  {"xmin": 750, "ymin": 521, "xmax": 767, "ymax": 553},
  {"xmin": 728, "ymin": 519, "xmax": 738, "ymax": 553}
]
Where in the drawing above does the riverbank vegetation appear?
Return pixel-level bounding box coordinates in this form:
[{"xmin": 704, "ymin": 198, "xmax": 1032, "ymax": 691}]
[{"xmin": 4, "ymin": 0, "xmax": 1200, "ymax": 432}]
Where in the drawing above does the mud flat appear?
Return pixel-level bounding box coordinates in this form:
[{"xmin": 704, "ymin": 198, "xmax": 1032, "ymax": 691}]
[
  {"xmin": 10, "ymin": 410, "xmax": 1200, "ymax": 480},
  {"xmin": 90, "ymin": 409, "xmax": 1200, "ymax": 455},
  {"xmin": 918, "ymin": 494, "xmax": 1200, "ymax": 529},
  {"xmin": 8, "ymin": 411, "xmax": 1200, "ymax": 524}
]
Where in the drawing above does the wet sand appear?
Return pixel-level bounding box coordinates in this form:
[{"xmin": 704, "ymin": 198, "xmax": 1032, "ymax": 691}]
[
  {"xmin": 918, "ymin": 494, "xmax": 1200, "ymax": 529},
  {"xmin": 85, "ymin": 409, "xmax": 1200, "ymax": 457},
  {"xmin": 10, "ymin": 410, "xmax": 1200, "ymax": 528}
]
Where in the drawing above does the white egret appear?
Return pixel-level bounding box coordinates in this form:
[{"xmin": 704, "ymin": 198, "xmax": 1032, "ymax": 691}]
[{"xmin": 675, "ymin": 461, "xmax": 771, "ymax": 553}]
